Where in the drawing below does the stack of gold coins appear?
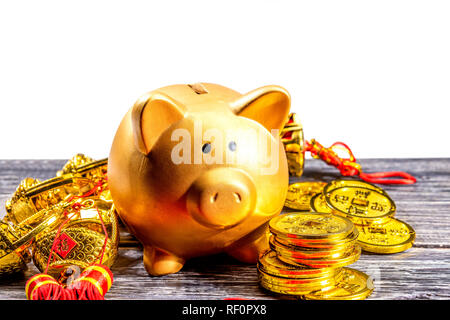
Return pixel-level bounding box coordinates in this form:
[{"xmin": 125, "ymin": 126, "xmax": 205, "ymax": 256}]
[
  {"xmin": 258, "ymin": 212, "xmax": 374, "ymax": 300},
  {"xmin": 306, "ymin": 179, "xmax": 416, "ymax": 254}
]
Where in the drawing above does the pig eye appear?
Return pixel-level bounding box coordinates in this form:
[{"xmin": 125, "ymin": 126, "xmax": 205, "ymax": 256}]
[
  {"xmin": 202, "ymin": 143, "xmax": 212, "ymax": 154},
  {"xmin": 228, "ymin": 141, "xmax": 237, "ymax": 151}
]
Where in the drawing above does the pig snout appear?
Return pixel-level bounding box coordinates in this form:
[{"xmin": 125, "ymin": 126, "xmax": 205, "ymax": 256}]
[{"xmin": 186, "ymin": 168, "xmax": 256, "ymax": 229}]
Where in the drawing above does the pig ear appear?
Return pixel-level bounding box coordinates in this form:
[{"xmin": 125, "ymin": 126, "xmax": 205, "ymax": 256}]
[
  {"xmin": 132, "ymin": 91, "xmax": 186, "ymax": 154},
  {"xmin": 231, "ymin": 85, "xmax": 291, "ymax": 132}
]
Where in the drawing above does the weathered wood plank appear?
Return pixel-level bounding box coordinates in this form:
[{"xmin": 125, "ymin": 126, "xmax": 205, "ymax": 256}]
[
  {"xmin": 0, "ymin": 158, "xmax": 449, "ymax": 299},
  {"xmin": 1, "ymin": 247, "xmax": 448, "ymax": 300}
]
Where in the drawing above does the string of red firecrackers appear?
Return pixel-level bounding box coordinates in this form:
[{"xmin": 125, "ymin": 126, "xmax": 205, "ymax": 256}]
[
  {"xmin": 303, "ymin": 139, "xmax": 417, "ymax": 185},
  {"xmin": 25, "ymin": 180, "xmax": 114, "ymax": 300}
]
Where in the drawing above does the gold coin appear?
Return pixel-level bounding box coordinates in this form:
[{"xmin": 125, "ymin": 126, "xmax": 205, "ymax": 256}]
[
  {"xmin": 258, "ymin": 250, "xmax": 337, "ymax": 279},
  {"xmin": 310, "ymin": 193, "xmax": 336, "ymax": 214},
  {"xmin": 304, "ymin": 267, "xmax": 374, "ymax": 300},
  {"xmin": 277, "ymin": 245, "xmax": 361, "ymax": 269},
  {"xmin": 270, "ymin": 235, "xmax": 356, "ymax": 260},
  {"xmin": 258, "ymin": 271, "xmax": 338, "ymax": 295},
  {"xmin": 352, "ymin": 216, "xmax": 392, "ymax": 227},
  {"xmin": 323, "ymin": 179, "xmax": 387, "ymax": 196},
  {"xmin": 275, "ymin": 232, "xmax": 358, "ymax": 252},
  {"xmin": 310, "ymin": 193, "xmax": 391, "ymax": 226},
  {"xmin": 284, "ymin": 182, "xmax": 327, "ymax": 210},
  {"xmin": 311, "ymin": 191, "xmax": 392, "ymax": 226},
  {"xmin": 258, "ymin": 267, "xmax": 340, "ymax": 288},
  {"xmin": 274, "ymin": 227, "xmax": 359, "ymax": 248},
  {"xmin": 269, "ymin": 212, "xmax": 355, "ymax": 241},
  {"xmin": 259, "ymin": 279, "xmax": 319, "ymax": 296},
  {"xmin": 356, "ymin": 218, "xmax": 415, "ymax": 254},
  {"xmin": 325, "ymin": 186, "xmax": 396, "ymax": 223}
]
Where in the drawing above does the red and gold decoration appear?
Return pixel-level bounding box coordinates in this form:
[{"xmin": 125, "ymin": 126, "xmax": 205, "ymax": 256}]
[
  {"xmin": 0, "ymin": 154, "xmax": 118, "ymax": 300},
  {"xmin": 280, "ymin": 112, "xmax": 416, "ymax": 185},
  {"xmin": 26, "ymin": 264, "xmax": 113, "ymax": 300}
]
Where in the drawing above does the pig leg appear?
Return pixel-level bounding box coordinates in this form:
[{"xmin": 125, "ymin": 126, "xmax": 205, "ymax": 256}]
[
  {"xmin": 224, "ymin": 224, "xmax": 269, "ymax": 263},
  {"xmin": 143, "ymin": 245, "xmax": 185, "ymax": 276}
]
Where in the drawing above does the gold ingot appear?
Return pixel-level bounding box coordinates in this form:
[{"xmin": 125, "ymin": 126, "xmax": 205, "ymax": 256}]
[
  {"xmin": 325, "ymin": 186, "xmax": 396, "ymax": 224},
  {"xmin": 57, "ymin": 154, "xmax": 108, "ymax": 184},
  {"xmin": 0, "ymin": 251, "xmax": 28, "ymax": 276},
  {"xmin": 304, "ymin": 267, "xmax": 374, "ymax": 300},
  {"xmin": 356, "ymin": 218, "xmax": 415, "ymax": 254},
  {"xmin": 31, "ymin": 198, "xmax": 119, "ymax": 277},
  {"xmin": 5, "ymin": 176, "xmax": 92, "ymax": 225},
  {"xmin": 258, "ymin": 250, "xmax": 338, "ymax": 279},
  {"xmin": 0, "ymin": 220, "xmax": 30, "ymax": 275},
  {"xmin": 0, "ymin": 205, "xmax": 66, "ymax": 275},
  {"xmin": 276, "ymin": 244, "xmax": 361, "ymax": 269},
  {"xmin": 57, "ymin": 154, "xmax": 111, "ymax": 202},
  {"xmin": 5, "ymin": 154, "xmax": 108, "ymax": 226},
  {"xmin": 269, "ymin": 212, "xmax": 355, "ymax": 241},
  {"xmin": 0, "ymin": 204, "xmax": 69, "ymax": 260},
  {"xmin": 109, "ymin": 83, "xmax": 291, "ymax": 276},
  {"xmin": 284, "ymin": 182, "xmax": 327, "ymax": 211},
  {"xmin": 280, "ymin": 113, "xmax": 305, "ymax": 177}
]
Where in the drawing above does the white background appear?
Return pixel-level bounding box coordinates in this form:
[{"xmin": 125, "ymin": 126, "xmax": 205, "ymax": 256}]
[{"xmin": 0, "ymin": 0, "xmax": 449, "ymax": 159}]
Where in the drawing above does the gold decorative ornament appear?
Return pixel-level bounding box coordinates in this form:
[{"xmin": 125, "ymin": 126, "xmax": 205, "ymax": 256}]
[
  {"xmin": 280, "ymin": 113, "xmax": 305, "ymax": 177},
  {"xmin": 0, "ymin": 250, "xmax": 28, "ymax": 276},
  {"xmin": 0, "ymin": 154, "xmax": 116, "ymax": 277},
  {"xmin": 31, "ymin": 198, "xmax": 119, "ymax": 277},
  {"xmin": 0, "ymin": 204, "xmax": 69, "ymax": 259},
  {"xmin": 109, "ymin": 83, "xmax": 291, "ymax": 275},
  {"xmin": 5, "ymin": 176, "xmax": 91, "ymax": 225},
  {"xmin": 57, "ymin": 154, "xmax": 108, "ymax": 184},
  {"xmin": 57, "ymin": 155, "xmax": 111, "ymax": 202}
]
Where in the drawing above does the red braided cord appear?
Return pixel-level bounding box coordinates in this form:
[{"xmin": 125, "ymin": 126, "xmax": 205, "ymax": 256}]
[
  {"xmin": 304, "ymin": 139, "xmax": 416, "ymax": 185},
  {"xmin": 95, "ymin": 205, "xmax": 109, "ymax": 264}
]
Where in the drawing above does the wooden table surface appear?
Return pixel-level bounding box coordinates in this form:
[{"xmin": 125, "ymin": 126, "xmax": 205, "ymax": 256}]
[{"xmin": 0, "ymin": 158, "xmax": 449, "ymax": 300}]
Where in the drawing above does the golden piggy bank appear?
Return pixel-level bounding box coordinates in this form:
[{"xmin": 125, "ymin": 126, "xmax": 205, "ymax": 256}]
[{"xmin": 108, "ymin": 83, "xmax": 290, "ymax": 276}]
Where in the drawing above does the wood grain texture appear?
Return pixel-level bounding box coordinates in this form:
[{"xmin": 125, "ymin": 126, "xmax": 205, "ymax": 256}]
[{"xmin": 0, "ymin": 158, "xmax": 449, "ymax": 300}]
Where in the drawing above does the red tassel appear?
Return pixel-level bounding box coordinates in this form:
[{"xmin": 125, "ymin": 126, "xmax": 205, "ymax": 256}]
[
  {"xmin": 25, "ymin": 264, "xmax": 113, "ymax": 300},
  {"xmin": 69, "ymin": 264, "xmax": 114, "ymax": 300},
  {"xmin": 25, "ymin": 274, "xmax": 75, "ymax": 300}
]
